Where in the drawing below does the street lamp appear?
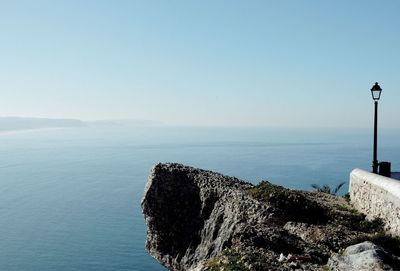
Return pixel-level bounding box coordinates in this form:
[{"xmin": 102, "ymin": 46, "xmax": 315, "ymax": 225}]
[{"xmin": 371, "ymin": 82, "xmax": 382, "ymax": 174}]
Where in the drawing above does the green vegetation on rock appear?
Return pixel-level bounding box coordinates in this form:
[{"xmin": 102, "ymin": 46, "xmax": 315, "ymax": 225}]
[
  {"xmin": 311, "ymin": 182, "xmax": 346, "ymax": 195},
  {"xmin": 336, "ymin": 204, "xmax": 359, "ymax": 214},
  {"xmin": 357, "ymin": 217, "xmax": 384, "ymax": 232},
  {"xmin": 206, "ymin": 249, "xmax": 249, "ymax": 271},
  {"xmin": 247, "ymin": 181, "xmax": 289, "ymax": 201}
]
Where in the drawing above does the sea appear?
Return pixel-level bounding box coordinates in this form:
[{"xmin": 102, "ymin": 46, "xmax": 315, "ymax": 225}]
[{"xmin": 1, "ymin": 126, "xmax": 400, "ymax": 271}]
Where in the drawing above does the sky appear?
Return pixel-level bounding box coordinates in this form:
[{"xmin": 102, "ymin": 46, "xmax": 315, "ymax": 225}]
[{"xmin": 0, "ymin": 0, "xmax": 399, "ymax": 128}]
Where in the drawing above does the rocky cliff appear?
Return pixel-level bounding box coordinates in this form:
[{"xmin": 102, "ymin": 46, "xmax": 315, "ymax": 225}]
[{"xmin": 141, "ymin": 163, "xmax": 400, "ymax": 271}]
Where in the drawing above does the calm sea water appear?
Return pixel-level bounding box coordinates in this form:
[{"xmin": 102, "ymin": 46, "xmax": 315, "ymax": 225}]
[{"xmin": 1, "ymin": 126, "xmax": 400, "ymax": 271}]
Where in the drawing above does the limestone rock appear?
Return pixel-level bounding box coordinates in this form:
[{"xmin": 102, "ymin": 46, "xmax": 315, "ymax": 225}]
[
  {"xmin": 141, "ymin": 163, "xmax": 257, "ymax": 270},
  {"xmin": 327, "ymin": 241, "xmax": 398, "ymax": 271},
  {"xmin": 141, "ymin": 163, "xmax": 399, "ymax": 271}
]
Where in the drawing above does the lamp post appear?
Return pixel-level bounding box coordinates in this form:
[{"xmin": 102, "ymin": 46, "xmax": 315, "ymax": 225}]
[{"xmin": 371, "ymin": 82, "xmax": 382, "ymax": 174}]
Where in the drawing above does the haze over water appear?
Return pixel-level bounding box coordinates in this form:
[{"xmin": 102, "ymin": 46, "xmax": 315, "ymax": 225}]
[
  {"xmin": 1, "ymin": 126, "xmax": 400, "ymax": 270},
  {"xmin": 2, "ymin": 1, "xmax": 400, "ymax": 270}
]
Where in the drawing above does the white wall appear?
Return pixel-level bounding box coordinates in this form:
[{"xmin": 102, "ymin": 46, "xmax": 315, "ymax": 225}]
[{"xmin": 349, "ymin": 168, "xmax": 400, "ymax": 236}]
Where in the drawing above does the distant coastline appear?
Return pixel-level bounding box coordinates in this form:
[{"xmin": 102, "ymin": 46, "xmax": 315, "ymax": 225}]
[
  {"xmin": 0, "ymin": 127, "xmax": 74, "ymax": 135},
  {"xmin": 0, "ymin": 116, "xmax": 163, "ymax": 134},
  {"xmin": 0, "ymin": 116, "xmax": 86, "ymax": 133}
]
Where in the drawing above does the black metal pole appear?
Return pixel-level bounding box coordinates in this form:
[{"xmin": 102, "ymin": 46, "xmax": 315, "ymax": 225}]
[{"xmin": 372, "ymin": 101, "xmax": 378, "ymax": 173}]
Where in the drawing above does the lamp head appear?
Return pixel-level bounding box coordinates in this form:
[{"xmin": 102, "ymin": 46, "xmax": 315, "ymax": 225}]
[{"xmin": 371, "ymin": 82, "xmax": 382, "ymax": 101}]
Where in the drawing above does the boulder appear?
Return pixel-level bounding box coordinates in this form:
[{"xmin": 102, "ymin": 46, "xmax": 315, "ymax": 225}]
[{"xmin": 328, "ymin": 241, "xmax": 397, "ymax": 271}]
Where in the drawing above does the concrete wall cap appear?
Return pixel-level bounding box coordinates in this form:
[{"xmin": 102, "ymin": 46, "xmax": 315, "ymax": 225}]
[{"xmin": 351, "ymin": 168, "xmax": 400, "ymax": 199}]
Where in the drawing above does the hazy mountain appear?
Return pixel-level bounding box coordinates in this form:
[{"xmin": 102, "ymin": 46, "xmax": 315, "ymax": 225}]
[
  {"xmin": 0, "ymin": 117, "xmax": 164, "ymax": 132},
  {"xmin": 0, "ymin": 117, "xmax": 86, "ymax": 132},
  {"xmin": 86, "ymin": 119, "xmax": 163, "ymax": 127}
]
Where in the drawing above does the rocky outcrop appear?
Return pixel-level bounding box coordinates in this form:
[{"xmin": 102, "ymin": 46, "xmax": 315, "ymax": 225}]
[
  {"xmin": 141, "ymin": 163, "xmax": 400, "ymax": 271},
  {"xmin": 141, "ymin": 163, "xmax": 254, "ymax": 270}
]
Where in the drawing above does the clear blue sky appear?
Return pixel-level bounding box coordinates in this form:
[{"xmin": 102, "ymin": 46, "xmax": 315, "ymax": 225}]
[{"xmin": 1, "ymin": 0, "xmax": 399, "ymax": 127}]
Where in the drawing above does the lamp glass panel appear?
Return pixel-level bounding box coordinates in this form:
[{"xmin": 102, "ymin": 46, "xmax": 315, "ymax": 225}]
[{"xmin": 371, "ymin": 90, "xmax": 381, "ymax": 100}]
